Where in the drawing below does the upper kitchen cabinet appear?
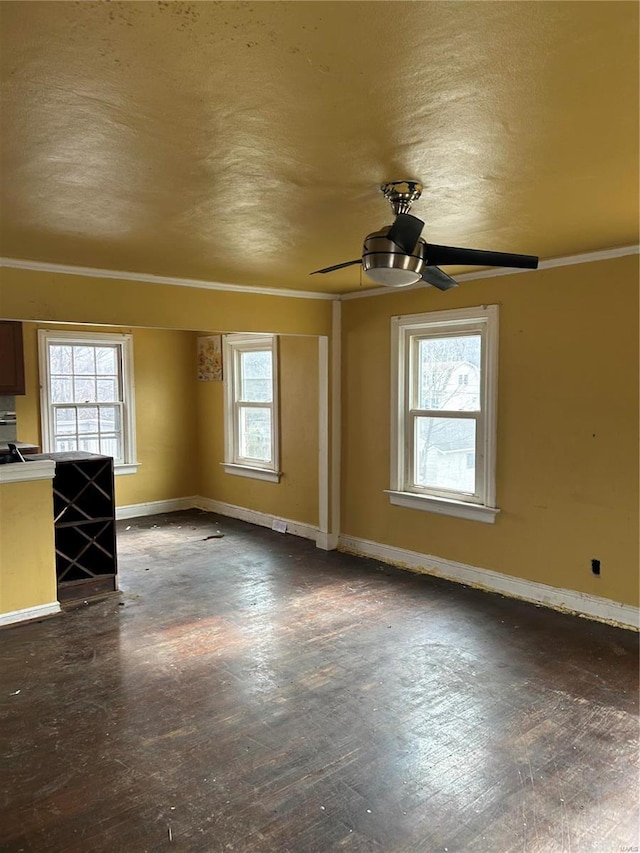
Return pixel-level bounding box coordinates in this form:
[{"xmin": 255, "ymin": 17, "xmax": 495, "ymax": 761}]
[{"xmin": 0, "ymin": 322, "xmax": 25, "ymax": 395}]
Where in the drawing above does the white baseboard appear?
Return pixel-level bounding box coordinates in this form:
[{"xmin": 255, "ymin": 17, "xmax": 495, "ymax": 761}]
[
  {"xmin": 116, "ymin": 497, "xmax": 197, "ymax": 520},
  {"xmin": 193, "ymin": 496, "xmax": 319, "ymax": 544},
  {"xmin": 116, "ymin": 495, "xmax": 319, "ymax": 543},
  {"xmin": 0, "ymin": 601, "xmax": 61, "ymax": 628},
  {"xmin": 339, "ymin": 534, "xmax": 640, "ymax": 631}
]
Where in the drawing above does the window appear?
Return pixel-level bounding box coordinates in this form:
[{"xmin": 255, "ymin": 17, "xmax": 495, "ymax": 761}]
[
  {"xmin": 388, "ymin": 306, "xmax": 499, "ymax": 523},
  {"xmin": 222, "ymin": 334, "xmax": 280, "ymax": 482},
  {"xmin": 38, "ymin": 330, "xmax": 138, "ymax": 475}
]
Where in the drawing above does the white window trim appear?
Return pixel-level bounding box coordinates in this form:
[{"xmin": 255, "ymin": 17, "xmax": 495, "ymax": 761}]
[
  {"xmin": 38, "ymin": 330, "xmax": 140, "ymax": 476},
  {"xmin": 222, "ymin": 333, "xmax": 281, "ymax": 483},
  {"xmin": 220, "ymin": 462, "xmax": 281, "ymax": 483},
  {"xmin": 390, "ymin": 305, "xmax": 499, "ymax": 523}
]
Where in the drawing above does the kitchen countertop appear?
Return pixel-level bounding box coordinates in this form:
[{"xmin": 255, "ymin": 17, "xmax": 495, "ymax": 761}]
[{"xmin": 0, "ymin": 457, "xmax": 56, "ymax": 484}]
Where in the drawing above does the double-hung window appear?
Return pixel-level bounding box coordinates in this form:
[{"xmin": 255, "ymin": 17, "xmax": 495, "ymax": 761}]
[
  {"xmin": 389, "ymin": 305, "xmax": 499, "ymax": 523},
  {"xmin": 222, "ymin": 334, "xmax": 280, "ymax": 483},
  {"xmin": 38, "ymin": 330, "xmax": 138, "ymax": 475}
]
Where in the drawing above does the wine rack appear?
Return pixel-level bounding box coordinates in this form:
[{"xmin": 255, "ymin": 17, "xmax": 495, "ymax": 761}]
[{"xmin": 38, "ymin": 452, "xmax": 118, "ymax": 602}]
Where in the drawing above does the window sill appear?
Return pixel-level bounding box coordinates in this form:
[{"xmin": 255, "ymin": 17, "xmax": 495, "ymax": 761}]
[
  {"xmin": 385, "ymin": 490, "xmax": 499, "ymax": 524},
  {"xmin": 221, "ymin": 463, "xmax": 281, "ymax": 483},
  {"xmin": 115, "ymin": 462, "xmax": 141, "ymax": 476}
]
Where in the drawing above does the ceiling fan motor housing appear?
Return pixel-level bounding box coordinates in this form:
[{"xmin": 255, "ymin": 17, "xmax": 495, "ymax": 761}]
[{"xmin": 362, "ymin": 227, "xmax": 425, "ymax": 286}]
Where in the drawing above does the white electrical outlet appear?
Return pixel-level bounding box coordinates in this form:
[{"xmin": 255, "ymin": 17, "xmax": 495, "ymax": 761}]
[{"xmin": 272, "ymin": 519, "xmax": 287, "ymax": 534}]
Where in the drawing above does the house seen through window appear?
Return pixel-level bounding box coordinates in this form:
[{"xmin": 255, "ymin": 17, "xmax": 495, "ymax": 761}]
[{"xmin": 415, "ymin": 335, "xmax": 481, "ymax": 494}]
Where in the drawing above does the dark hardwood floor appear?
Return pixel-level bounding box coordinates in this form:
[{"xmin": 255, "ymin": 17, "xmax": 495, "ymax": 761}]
[{"xmin": 1, "ymin": 510, "xmax": 638, "ymax": 853}]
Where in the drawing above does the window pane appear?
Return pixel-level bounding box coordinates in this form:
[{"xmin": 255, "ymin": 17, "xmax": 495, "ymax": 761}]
[
  {"xmin": 50, "ymin": 378, "xmax": 73, "ymax": 403},
  {"xmin": 95, "ymin": 347, "xmax": 118, "ymax": 375},
  {"xmin": 79, "ymin": 436, "xmax": 100, "ymax": 453},
  {"xmin": 417, "ymin": 335, "xmax": 481, "ymax": 412},
  {"xmin": 55, "ymin": 437, "xmax": 77, "ymax": 452},
  {"xmin": 73, "ymin": 346, "xmax": 95, "ymax": 375},
  {"xmin": 239, "ymin": 406, "xmax": 272, "ymax": 462},
  {"xmin": 97, "ymin": 378, "xmax": 119, "ymax": 401},
  {"xmin": 240, "ymin": 351, "xmax": 272, "ymax": 402},
  {"xmin": 55, "ymin": 408, "xmax": 77, "ymax": 435},
  {"xmin": 100, "ymin": 434, "xmax": 121, "ymax": 459},
  {"xmin": 99, "ymin": 406, "xmax": 120, "ymax": 433},
  {"xmin": 49, "ymin": 345, "xmax": 72, "ymax": 374},
  {"xmin": 78, "ymin": 407, "xmax": 99, "ymax": 433},
  {"xmin": 414, "ymin": 417, "xmax": 476, "ymax": 493},
  {"xmin": 74, "ymin": 378, "xmax": 96, "ymax": 403}
]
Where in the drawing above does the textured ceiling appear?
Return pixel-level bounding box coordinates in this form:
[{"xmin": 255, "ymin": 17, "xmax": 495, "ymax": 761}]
[{"xmin": 0, "ymin": 1, "xmax": 638, "ymax": 294}]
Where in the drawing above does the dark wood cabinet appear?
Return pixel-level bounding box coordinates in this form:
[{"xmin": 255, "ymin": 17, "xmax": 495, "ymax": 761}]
[
  {"xmin": 36, "ymin": 452, "xmax": 118, "ymax": 603},
  {"xmin": 0, "ymin": 321, "xmax": 25, "ymax": 395}
]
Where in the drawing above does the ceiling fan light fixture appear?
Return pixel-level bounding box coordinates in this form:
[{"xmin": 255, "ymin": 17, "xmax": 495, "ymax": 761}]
[
  {"xmin": 362, "ymin": 228, "xmax": 424, "ymax": 287},
  {"xmin": 363, "ymin": 265, "xmax": 422, "ymax": 287}
]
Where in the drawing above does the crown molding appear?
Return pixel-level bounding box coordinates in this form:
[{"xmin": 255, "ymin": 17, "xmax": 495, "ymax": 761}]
[
  {"xmin": 0, "ymin": 257, "xmax": 336, "ymax": 301},
  {"xmin": 2, "ymin": 244, "xmax": 637, "ymax": 304},
  {"xmin": 339, "ymin": 244, "xmax": 640, "ymax": 300}
]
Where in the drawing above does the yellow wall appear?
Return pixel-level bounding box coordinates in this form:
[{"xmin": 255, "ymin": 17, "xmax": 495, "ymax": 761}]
[
  {"xmin": 16, "ymin": 323, "xmax": 320, "ymax": 524},
  {"xmin": 197, "ymin": 335, "xmax": 319, "ymax": 526},
  {"xmin": 16, "ymin": 323, "xmax": 198, "ymax": 507},
  {"xmin": 4, "ymin": 255, "xmax": 637, "ymax": 613},
  {"xmin": 0, "ymin": 479, "xmax": 56, "ymax": 612},
  {"xmin": 341, "ymin": 254, "xmax": 639, "ymax": 607},
  {"xmin": 0, "ymin": 267, "xmax": 332, "ymax": 337}
]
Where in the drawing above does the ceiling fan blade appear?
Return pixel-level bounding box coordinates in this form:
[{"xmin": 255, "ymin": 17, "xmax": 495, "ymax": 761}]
[
  {"xmin": 386, "ymin": 214, "xmax": 424, "ymax": 255},
  {"xmin": 425, "ymin": 243, "xmax": 539, "ymax": 270},
  {"xmin": 421, "ymin": 265, "xmax": 459, "ymax": 291},
  {"xmin": 310, "ymin": 259, "xmax": 362, "ymax": 275}
]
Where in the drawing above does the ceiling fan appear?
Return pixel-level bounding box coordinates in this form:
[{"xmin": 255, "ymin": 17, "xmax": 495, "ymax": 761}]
[{"xmin": 310, "ymin": 181, "xmax": 539, "ymax": 290}]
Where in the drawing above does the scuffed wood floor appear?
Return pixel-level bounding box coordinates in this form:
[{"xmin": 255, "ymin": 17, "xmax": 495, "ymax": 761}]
[{"xmin": 1, "ymin": 510, "xmax": 638, "ymax": 852}]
